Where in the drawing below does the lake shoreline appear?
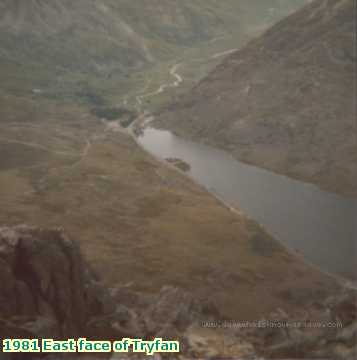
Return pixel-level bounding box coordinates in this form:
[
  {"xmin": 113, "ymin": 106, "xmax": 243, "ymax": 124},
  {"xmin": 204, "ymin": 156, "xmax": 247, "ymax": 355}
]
[{"xmin": 133, "ymin": 125, "xmax": 356, "ymax": 285}]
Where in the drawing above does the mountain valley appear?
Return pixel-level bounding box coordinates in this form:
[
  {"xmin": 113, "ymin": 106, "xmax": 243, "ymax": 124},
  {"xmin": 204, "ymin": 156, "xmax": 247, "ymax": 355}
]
[
  {"xmin": 154, "ymin": 0, "xmax": 357, "ymax": 197},
  {"xmin": 0, "ymin": 1, "xmax": 356, "ymax": 359}
]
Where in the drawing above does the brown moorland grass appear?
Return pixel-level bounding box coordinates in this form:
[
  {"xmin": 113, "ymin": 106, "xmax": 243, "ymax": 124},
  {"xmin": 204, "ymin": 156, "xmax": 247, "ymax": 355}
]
[{"xmin": 0, "ymin": 94, "xmax": 340, "ymax": 320}]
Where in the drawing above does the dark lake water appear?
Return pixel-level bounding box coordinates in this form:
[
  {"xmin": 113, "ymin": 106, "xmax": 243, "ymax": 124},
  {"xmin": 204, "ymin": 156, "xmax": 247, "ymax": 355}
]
[{"xmin": 138, "ymin": 127, "xmax": 357, "ymax": 279}]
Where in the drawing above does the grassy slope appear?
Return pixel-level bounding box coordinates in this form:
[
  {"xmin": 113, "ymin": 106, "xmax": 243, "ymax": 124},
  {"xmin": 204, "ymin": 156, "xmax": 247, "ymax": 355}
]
[
  {"xmin": 0, "ymin": 0, "xmax": 308, "ymax": 105},
  {"xmin": 0, "ymin": 92, "xmax": 339, "ymax": 320}
]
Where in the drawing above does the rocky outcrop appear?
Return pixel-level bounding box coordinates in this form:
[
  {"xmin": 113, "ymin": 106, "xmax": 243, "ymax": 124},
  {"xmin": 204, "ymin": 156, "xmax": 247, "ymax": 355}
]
[
  {"xmin": 0, "ymin": 226, "xmax": 219, "ymax": 358},
  {"xmin": 252, "ymin": 290, "xmax": 357, "ymax": 359},
  {"xmin": 0, "ymin": 225, "xmax": 116, "ymax": 340},
  {"xmin": 1, "ymin": 225, "xmax": 356, "ymax": 360},
  {"xmin": 175, "ymin": 289, "xmax": 357, "ymax": 359}
]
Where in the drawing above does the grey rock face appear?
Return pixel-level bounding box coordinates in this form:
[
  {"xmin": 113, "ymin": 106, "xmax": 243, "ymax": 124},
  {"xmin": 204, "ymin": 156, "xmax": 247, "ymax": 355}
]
[
  {"xmin": 0, "ymin": 226, "xmax": 218, "ymax": 359},
  {"xmin": 0, "ymin": 225, "xmax": 115, "ymax": 339}
]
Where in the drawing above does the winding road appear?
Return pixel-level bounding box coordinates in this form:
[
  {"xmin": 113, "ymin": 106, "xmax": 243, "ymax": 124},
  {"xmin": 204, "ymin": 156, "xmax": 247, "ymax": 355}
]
[
  {"xmin": 135, "ymin": 63, "xmax": 183, "ymax": 111},
  {"xmin": 115, "ymin": 45, "xmax": 239, "ymax": 134},
  {"xmin": 132, "ymin": 45, "xmax": 237, "ymax": 113}
]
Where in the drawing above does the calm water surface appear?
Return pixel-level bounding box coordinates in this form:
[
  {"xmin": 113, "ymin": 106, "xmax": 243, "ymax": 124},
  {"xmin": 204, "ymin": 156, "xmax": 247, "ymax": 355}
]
[{"xmin": 138, "ymin": 127, "xmax": 357, "ymax": 279}]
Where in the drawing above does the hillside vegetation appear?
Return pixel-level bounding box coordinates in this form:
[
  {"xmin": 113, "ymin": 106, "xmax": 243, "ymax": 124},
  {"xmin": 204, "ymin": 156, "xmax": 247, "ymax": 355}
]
[
  {"xmin": 155, "ymin": 0, "xmax": 357, "ymax": 197},
  {"xmin": 0, "ymin": 0, "xmax": 307, "ymax": 105}
]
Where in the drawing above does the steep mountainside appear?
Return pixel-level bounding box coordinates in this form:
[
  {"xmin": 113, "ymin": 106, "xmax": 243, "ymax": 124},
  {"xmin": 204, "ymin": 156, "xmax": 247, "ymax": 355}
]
[
  {"xmin": 0, "ymin": 0, "xmax": 307, "ymax": 104},
  {"xmin": 154, "ymin": 0, "xmax": 357, "ymax": 197}
]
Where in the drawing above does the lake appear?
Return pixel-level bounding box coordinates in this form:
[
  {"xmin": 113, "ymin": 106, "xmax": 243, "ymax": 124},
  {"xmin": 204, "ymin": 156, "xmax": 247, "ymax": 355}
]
[{"xmin": 138, "ymin": 127, "xmax": 357, "ymax": 280}]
